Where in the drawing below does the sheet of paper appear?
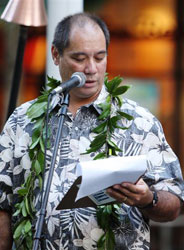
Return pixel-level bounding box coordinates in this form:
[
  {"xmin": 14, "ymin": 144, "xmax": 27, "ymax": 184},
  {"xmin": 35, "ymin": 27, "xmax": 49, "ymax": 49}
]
[{"xmin": 75, "ymin": 155, "xmax": 147, "ymax": 202}]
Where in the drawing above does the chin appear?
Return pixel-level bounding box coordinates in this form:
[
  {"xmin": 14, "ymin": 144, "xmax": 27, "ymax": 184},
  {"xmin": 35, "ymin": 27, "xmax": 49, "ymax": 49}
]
[
  {"xmin": 82, "ymin": 88, "xmax": 100, "ymax": 97},
  {"xmin": 70, "ymin": 85, "xmax": 102, "ymax": 100}
]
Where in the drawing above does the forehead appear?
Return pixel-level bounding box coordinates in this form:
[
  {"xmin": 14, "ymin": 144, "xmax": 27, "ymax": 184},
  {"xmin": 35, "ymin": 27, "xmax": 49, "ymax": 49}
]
[{"xmin": 66, "ymin": 22, "xmax": 106, "ymax": 53}]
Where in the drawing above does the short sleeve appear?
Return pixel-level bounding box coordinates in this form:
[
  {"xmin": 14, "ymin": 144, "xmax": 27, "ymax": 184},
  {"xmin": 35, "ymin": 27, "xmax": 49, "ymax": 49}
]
[{"xmin": 143, "ymin": 117, "xmax": 184, "ymax": 201}]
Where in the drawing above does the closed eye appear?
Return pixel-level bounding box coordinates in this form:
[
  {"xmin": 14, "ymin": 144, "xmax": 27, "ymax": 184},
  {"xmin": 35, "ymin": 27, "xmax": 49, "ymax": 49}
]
[
  {"xmin": 95, "ymin": 51, "xmax": 107, "ymax": 62},
  {"xmin": 74, "ymin": 58, "xmax": 85, "ymax": 62},
  {"xmin": 95, "ymin": 56, "xmax": 105, "ymax": 62}
]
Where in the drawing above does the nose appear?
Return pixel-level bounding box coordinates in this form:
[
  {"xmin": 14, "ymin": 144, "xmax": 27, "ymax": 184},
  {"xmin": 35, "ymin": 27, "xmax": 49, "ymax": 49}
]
[{"xmin": 84, "ymin": 59, "xmax": 97, "ymax": 74}]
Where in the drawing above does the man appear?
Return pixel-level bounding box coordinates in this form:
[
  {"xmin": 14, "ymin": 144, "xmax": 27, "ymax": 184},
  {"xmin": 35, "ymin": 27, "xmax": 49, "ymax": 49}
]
[{"xmin": 0, "ymin": 12, "xmax": 183, "ymax": 250}]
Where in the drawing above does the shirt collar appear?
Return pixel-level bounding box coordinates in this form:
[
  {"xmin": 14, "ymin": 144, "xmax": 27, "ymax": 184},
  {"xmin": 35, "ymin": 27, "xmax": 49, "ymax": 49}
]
[
  {"xmin": 83, "ymin": 85, "xmax": 109, "ymax": 114},
  {"xmin": 51, "ymin": 85, "xmax": 109, "ymax": 115}
]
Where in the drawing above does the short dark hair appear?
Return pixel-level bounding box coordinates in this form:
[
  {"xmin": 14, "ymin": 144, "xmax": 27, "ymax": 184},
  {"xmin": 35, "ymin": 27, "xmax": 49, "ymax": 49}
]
[{"xmin": 52, "ymin": 12, "xmax": 110, "ymax": 56}]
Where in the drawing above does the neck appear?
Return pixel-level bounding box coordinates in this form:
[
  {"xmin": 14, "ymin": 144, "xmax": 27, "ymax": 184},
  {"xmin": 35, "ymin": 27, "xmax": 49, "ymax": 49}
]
[{"xmin": 68, "ymin": 92, "xmax": 100, "ymax": 116}]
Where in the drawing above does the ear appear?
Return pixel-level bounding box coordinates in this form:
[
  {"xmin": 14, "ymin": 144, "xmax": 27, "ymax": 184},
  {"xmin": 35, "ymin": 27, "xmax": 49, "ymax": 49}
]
[{"xmin": 51, "ymin": 45, "xmax": 60, "ymax": 65}]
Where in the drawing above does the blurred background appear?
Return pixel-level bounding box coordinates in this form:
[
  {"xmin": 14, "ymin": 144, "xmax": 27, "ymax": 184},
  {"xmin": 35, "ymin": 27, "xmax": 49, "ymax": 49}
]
[{"xmin": 0, "ymin": 0, "xmax": 184, "ymax": 249}]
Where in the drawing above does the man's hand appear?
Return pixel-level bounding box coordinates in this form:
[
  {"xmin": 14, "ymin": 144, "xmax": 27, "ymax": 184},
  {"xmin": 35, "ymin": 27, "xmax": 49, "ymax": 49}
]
[
  {"xmin": 106, "ymin": 178, "xmax": 153, "ymax": 207},
  {"xmin": 106, "ymin": 178, "xmax": 182, "ymax": 222},
  {"xmin": 0, "ymin": 210, "xmax": 12, "ymax": 250}
]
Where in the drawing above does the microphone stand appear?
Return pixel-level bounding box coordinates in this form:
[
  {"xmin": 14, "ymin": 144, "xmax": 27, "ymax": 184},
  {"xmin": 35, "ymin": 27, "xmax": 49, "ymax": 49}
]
[{"xmin": 33, "ymin": 91, "xmax": 70, "ymax": 250}]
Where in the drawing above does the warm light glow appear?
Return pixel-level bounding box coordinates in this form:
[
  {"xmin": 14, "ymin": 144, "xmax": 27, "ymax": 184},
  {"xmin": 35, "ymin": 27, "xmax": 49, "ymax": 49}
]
[
  {"xmin": 107, "ymin": 37, "xmax": 175, "ymax": 76},
  {"xmin": 98, "ymin": 0, "xmax": 176, "ymax": 38},
  {"xmin": 23, "ymin": 36, "xmax": 47, "ymax": 74},
  {"xmin": 126, "ymin": 6, "xmax": 176, "ymax": 38}
]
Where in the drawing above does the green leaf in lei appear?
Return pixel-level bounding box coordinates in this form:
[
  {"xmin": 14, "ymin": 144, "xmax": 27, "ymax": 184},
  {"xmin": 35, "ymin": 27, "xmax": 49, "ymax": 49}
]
[
  {"xmin": 84, "ymin": 75, "xmax": 134, "ymax": 249},
  {"xmin": 13, "ymin": 76, "xmax": 61, "ymax": 249}
]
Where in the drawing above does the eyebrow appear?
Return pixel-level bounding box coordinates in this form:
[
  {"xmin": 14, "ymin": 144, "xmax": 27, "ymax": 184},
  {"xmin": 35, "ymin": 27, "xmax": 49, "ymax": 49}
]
[{"xmin": 70, "ymin": 50, "xmax": 107, "ymax": 56}]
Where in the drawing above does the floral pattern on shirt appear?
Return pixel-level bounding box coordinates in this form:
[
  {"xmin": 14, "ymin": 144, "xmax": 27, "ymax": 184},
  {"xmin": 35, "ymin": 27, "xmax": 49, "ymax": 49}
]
[{"xmin": 0, "ymin": 86, "xmax": 184, "ymax": 249}]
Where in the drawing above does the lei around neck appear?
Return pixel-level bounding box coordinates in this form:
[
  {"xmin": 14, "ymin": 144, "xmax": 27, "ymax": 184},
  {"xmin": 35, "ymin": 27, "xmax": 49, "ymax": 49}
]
[{"xmin": 12, "ymin": 74, "xmax": 133, "ymax": 250}]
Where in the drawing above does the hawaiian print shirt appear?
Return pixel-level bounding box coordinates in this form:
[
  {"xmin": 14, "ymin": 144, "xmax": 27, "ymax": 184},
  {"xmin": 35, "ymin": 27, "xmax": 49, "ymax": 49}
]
[{"xmin": 0, "ymin": 86, "xmax": 184, "ymax": 250}]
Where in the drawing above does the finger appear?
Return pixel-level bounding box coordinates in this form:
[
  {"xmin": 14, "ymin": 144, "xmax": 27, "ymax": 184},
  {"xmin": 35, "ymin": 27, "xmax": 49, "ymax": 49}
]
[
  {"xmin": 111, "ymin": 185, "xmax": 145, "ymax": 204},
  {"xmin": 106, "ymin": 187, "xmax": 129, "ymax": 203},
  {"xmin": 113, "ymin": 183, "xmax": 139, "ymax": 195},
  {"xmin": 115, "ymin": 179, "xmax": 149, "ymax": 194}
]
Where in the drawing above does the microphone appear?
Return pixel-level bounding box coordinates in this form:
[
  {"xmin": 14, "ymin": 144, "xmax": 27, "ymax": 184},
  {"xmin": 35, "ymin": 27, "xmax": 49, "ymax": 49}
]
[{"xmin": 50, "ymin": 72, "xmax": 86, "ymax": 95}]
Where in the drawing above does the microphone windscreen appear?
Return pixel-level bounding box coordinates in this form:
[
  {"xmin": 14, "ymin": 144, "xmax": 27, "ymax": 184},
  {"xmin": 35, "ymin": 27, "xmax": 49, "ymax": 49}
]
[{"xmin": 71, "ymin": 72, "xmax": 86, "ymax": 87}]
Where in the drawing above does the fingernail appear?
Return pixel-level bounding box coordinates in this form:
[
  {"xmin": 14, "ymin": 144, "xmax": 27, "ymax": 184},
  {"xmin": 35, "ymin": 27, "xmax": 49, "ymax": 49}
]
[{"xmin": 113, "ymin": 185, "xmax": 119, "ymax": 189}]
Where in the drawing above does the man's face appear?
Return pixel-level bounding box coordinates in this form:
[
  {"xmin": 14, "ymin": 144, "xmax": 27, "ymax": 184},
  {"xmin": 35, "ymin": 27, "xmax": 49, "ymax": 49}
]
[{"xmin": 52, "ymin": 22, "xmax": 107, "ymax": 102}]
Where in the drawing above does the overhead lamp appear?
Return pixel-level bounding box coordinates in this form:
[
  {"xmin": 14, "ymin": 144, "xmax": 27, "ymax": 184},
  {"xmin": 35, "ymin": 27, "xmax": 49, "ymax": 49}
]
[
  {"xmin": 1, "ymin": 0, "xmax": 47, "ymax": 119},
  {"xmin": 1, "ymin": 0, "xmax": 47, "ymax": 26}
]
